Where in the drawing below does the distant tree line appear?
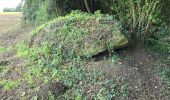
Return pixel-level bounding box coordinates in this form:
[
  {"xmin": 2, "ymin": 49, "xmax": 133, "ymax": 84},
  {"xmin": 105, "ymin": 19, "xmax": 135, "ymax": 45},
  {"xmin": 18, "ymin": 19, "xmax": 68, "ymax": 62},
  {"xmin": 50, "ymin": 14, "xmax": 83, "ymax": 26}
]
[
  {"xmin": 3, "ymin": 0, "xmax": 23, "ymax": 12},
  {"xmin": 3, "ymin": 8, "xmax": 15, "ymax": 12}
]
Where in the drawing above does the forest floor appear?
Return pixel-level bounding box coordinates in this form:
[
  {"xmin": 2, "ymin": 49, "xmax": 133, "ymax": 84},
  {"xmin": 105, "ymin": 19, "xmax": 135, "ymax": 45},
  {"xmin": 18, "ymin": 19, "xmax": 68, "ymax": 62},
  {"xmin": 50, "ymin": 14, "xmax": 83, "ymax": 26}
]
[{"xmin": 0, "ymin": 13, "xmax": 170, "ymax": 99}]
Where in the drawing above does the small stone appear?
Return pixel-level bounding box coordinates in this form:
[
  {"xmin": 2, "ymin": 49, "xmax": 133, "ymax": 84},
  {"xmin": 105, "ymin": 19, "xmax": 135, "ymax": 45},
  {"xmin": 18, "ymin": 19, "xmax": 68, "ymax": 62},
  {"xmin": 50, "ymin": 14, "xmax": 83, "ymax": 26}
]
[
  {"xmin": 154, "ymin": 86, "xmax": 158, "ymax": 89},
  {"xmin": 21, "ymin": 92, "xmax": 26, "ymax": 96}
]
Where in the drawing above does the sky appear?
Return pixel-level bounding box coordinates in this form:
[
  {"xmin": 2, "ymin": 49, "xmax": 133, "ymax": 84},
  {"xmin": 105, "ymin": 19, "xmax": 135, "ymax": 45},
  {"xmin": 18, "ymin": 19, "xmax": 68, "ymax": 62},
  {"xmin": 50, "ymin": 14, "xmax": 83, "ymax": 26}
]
[{"xmin": 0, "ymin": 0, "xmax": 21, "ymax": 12}]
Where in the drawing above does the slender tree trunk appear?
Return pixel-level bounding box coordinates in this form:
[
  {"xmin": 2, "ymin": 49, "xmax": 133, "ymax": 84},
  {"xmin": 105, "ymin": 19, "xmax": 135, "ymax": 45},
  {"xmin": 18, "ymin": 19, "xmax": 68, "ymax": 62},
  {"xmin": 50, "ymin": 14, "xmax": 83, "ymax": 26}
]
[
  {"xmin": 84, "ymin": 0, "xmax": 91, "ymax": 13},
  {"xmin": 131, "ymin": 0, "xmax": 138, "ymax": 43}
]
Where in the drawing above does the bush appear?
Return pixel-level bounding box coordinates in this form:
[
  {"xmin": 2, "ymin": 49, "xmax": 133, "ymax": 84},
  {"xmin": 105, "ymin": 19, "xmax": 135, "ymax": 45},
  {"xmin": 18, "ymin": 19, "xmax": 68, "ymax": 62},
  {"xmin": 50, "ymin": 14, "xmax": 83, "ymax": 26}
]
[
  {"xmin": 23, "ymin": 0, "xmax": 170, "ymax": 45},
  {"xmin": 106, "ymin": 0, "xmax": 170, "ymax": 42},
  {"xmin": 23, "ymin": 0, "xmax": 107, "ymax": 25}
]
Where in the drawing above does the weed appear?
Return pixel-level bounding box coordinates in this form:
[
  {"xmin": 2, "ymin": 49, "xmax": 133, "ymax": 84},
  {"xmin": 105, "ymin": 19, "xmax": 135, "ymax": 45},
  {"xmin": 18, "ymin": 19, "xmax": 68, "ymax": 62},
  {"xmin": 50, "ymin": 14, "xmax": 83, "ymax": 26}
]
[
  {"xmin": 15, "ymin": 42, "xmax": 29, "ymax": 58},
  {"xmin": 14, "ymin": 11, "xmax": 129, "ymax": 99},
  {"xmin": 148, "ymin": 38, "xmax": 170, "ymax": 54},
  {"xmin": 160, "ymin": 68, "xmax": 170, "ymax": 87},
  {"xmin": 155, "ymin": 56, "xmax": 170, "ymax": 88},
  {"xmin": 95, "ymin": 80, "xmax": 128, "ymax": 99},
  {"xmin": 111, "ymin": 53, "xmax": 119, "ymax": 63},
  {"xmin": 0, "ymin": 46, "xmax": 6, "ymax": 54},
  {"xmin": 0, "ymin": 80, "xmax": 19, "ymax": 91}
]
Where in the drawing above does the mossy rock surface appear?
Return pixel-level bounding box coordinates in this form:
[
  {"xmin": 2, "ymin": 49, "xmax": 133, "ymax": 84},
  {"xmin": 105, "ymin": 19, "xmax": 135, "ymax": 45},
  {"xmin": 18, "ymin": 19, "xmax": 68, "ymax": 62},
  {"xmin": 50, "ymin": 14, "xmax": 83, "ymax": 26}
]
[{"xmin": 29, "ymin": 11, "xmax": 128, "ymax": 58}]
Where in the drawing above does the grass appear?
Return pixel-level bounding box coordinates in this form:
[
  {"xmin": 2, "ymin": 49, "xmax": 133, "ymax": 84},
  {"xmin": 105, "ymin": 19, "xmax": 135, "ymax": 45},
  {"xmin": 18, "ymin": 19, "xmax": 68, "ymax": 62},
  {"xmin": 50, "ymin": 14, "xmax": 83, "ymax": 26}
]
[
  {"xmin": 0, "ymin": 46, "xmax": 6, "ymax": 53},
  {"xmin": 0, "ymin": 79, "xmax": 19, "ymax": 91}
]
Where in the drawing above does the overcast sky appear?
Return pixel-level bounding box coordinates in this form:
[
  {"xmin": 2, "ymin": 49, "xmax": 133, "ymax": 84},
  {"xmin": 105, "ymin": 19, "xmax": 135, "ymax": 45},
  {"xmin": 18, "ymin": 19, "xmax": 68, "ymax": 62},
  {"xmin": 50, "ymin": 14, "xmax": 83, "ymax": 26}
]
[{"xmin": 0, "ymin": 0, "xmax": 21, "ymax": 12}]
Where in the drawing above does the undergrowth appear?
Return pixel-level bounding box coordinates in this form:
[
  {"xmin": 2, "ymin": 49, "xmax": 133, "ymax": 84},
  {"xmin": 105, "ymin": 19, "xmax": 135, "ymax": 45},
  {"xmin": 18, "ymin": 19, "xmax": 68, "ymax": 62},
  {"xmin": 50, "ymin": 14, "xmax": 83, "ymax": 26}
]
[
  {"xmin": 0, "ymin": 46, "xmax": 6, "ymax": 54},
  {"xmin": 154, "ymin": 55, "xmax": 170, "ymax": 89},
  {"xmin": 13, "ymin": 42, "xmax": 129, "ymax": 99},
  {"xmin": 1, "ymin": 11, "xmax": 129, "ymax": 99},
  {"xmin": 161, "ymin": 68, "xmax": 170, "ymax": 87},
  {"xmin": 0, "ymin": 80, "xmax": 19, "ymax": 91},
  {"xmin": 148, "ymin": 38, "xmax": 170, "ymax": 54}
]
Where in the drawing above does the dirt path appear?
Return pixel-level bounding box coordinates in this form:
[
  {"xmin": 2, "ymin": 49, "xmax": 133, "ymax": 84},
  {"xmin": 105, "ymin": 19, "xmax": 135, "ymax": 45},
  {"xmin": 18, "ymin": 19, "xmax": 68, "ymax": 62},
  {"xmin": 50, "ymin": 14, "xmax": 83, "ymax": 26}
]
[
  {"xmin": 86, "ymin": 47, "xmax": 170, "ymax": 100},
  {"xmin": 120, "ymin": 48, "xmax": 169, "ymax": 99}
]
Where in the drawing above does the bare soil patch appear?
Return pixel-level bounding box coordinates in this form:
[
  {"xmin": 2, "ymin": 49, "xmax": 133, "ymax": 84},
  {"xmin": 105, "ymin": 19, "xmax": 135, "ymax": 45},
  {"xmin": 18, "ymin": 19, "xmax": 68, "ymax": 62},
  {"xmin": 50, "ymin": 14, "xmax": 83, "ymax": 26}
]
[{"xmin": 86, "ymin": 47, "xmax": 170, "ymax": 100}]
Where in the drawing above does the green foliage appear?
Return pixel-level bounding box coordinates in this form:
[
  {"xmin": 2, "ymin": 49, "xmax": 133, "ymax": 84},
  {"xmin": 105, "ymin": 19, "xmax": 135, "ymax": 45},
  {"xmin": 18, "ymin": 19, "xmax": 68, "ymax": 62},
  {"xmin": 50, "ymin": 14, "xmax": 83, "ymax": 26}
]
[
  {"xmin": 108, "ymin": 0, "xmax": 169, "ymax": 42},
  {"xmin": 95, "ymin": 80, "xmax": 128, "ymax": 99},
  {"xmin": 0, "ymin": 46, "xmax": 6, "ymax": 54},
  {"xmin": 23, "ymin": 0, "xmax": 41, "ymax": 24},
  {"xmin": 16, "ymin": 41, "xmax": 128, "ymax": 99},
  {"xmin": 34, "ymin": 0, "xmax": 60, "ymax": 25},
  {"xmin": 23, "ymin": 0, "xmax": 112, "ymax": 25},
  {"xmin": 23, "ymin": 0, "xmax": 63, "ymax": 25},
  {"xmin": 155, "ymin": 56, "xmax": 170, "ymax": 88},
  {"xmin": 146, "ymin": 22, "xmax": 170, "ymax": 53},
  {"xmin": 111, "ymin": 53, "xmax": 119, "ymax": 63},
  {"xmin": 15, "ymin": 42, "xmax": 29, "ymax": 58},
  {"xmin": 0, "ymin": 80, "xmax": 19, "ymax": 91},
  {"xmin": 61, "ymin": 64, "xmax": 128, "ymax": 99},
  {"xmin": 148, "ymin": 38, "xmax": 170, "ymax": 53},
  {"xmin": 15, "ymin": 11, "xmax": 129, "ymax": 99},
  {"xmin": 160, "ymin": 0, "xmax": 170, "ymax": 23},
  {"xmin": 160, "ymin": 68, "xmax": 170, "ymax": 87},
  {"xmin": 23, "ymin": 0, "xmax": 170, "ymax": 50},
  {"xmin": 100, "ymin": 0, "xmax": 169, "ymax": 52},
  {"xmin": 28, "ymin": 10, "xmax": 124, "ymax": 59}
]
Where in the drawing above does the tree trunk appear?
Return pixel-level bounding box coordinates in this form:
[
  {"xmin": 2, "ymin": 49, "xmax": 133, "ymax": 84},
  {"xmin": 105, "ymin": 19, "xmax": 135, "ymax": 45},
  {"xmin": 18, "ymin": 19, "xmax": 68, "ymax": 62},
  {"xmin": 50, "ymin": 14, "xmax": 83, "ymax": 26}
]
[{"xmin": 84, "ymin": 0, "xmax": 91, "ymax": 13}]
